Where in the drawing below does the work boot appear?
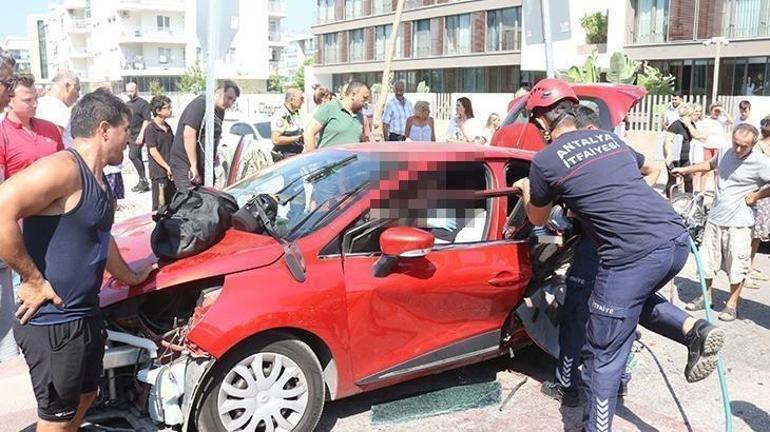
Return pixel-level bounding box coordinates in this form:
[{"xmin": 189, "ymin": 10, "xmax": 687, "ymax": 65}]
[
  {"xmin": 540, "ymin": 380, "xmax": 579, "ymax": 407},
  {"xmin": 684, "ymin": 319, "xmax": 725, "ymax": 383}
]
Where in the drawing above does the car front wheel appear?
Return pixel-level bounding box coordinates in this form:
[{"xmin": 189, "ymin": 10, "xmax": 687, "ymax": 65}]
[{"xmin": 198, "ymin": 338, "xmax": 325, "ymax": 432}]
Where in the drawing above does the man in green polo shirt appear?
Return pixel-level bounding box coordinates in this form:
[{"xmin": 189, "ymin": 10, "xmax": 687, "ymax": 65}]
[{"xmin": 304, "ymin": 80, "xmax": 370, "ymax": 150}]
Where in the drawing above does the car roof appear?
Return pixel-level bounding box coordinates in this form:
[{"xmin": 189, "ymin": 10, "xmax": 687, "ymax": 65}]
[{"xmin": 335, "ymin": 142, "xmax": 536, "ymax": 161}]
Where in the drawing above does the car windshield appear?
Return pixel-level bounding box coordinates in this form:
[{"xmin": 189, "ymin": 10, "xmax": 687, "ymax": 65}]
[
  {"xmin": 254, "ymin": 122, "xmax": 271, "ymax": 139},
  {"xmin": 226, "ymin": 150, "xmax": 378, "ymax": 240}
]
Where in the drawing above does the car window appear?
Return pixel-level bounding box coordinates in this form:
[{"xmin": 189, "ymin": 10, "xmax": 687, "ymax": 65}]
[
  {"xmin": 502, "ymin": 96, "xmax": 612, "ymax": 129},
  {"xmin": 254, "ymin": 122, "xmax": 272, "ymax": 139},
  {"xmin": 229, "ymin": 122, "xmax": 255, "ymax": 137},
  {"xmin": 342, "ymin": 161, "xmax": 492, "ymax": 255},
  {"xmin": 502, "ymin": 101, "xmax": 528, "ymax": 127}
]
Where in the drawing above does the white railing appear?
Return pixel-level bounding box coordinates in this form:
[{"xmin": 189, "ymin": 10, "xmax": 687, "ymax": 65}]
[{"xmin": 627, "ymin": 94, "xmax": 770, "ymax": 132}]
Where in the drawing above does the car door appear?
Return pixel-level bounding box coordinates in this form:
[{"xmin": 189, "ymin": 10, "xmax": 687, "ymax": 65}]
[{"xmin": 339, "ymin": 161, "xmax": 532, "ymax": 385}]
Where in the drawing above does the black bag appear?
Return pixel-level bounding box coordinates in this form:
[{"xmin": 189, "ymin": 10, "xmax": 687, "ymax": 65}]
[{"xmin": 151, "ymin": 187, "xmax": 239, "ymax": 260}]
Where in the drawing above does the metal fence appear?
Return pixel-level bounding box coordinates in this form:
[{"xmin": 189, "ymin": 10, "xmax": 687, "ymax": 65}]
[{"xmin": 627, "ymin": 94, "xmax": 770, "ymax": 132}]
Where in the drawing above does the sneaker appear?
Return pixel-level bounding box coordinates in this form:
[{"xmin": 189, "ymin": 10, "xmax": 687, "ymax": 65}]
[
  {"xmin": 134, "ymin": 179, "xmax": 150, "ymax": 193},
  {"xmin": 618, "ymin": 381, "xmax": 628, "ymax": 397},
  {"xmin": 540, "ymin": 380, "xmax": 579, "ymax": 407},
  {"xmin": 743, "ymin": 278, "xmax": 759, "ymax": 289},
  {"xmin": 684, "ymin": 319, "xmax": 725, "ymax": 383},
  {"xmin": 750, "ymin": 268, "xmax": 768, "ymax": 281}
]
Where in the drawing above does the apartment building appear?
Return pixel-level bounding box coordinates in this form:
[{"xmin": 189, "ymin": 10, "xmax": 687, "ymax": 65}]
[
  {"xmin": 311, "ymin": 0, "xmax": 524, "ymax": 93},
  {"xmin": 626, "ymin": 0, "xmax": 770, "ymax": 97},
  {"xmin": 1, "ymin": 37, "xmax": 32, "ymax": 75},
  {"xmin": 27, "ymin": 0, "xmax": 286, "ymax": 92},
  {"xmin": 279, "ymin": 33, "xmax": 316, "ymax": 83}
]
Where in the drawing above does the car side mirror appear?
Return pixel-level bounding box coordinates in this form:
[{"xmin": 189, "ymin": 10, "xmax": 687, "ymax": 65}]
[{"xmin": 373, "ymin": 226, "xmax": 435, "ymax": 278}]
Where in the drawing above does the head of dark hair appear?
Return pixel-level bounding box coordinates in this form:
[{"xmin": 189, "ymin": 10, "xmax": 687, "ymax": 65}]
[
  {"xmin": 673, "ymin": 90, "xmax": 683, "ymax": 98},
  {"xmin": 70, "ymin": 91, "xmax": 132, "ymax": 139},
  {"xmin": 313, "ymin": 85, "xmax": 331, "ymax": 105},
  {"xmin": 739, "ymin": 100, "xmax": 751, "ymax": 110},
  {"xmin": 457, "ymin": 97, "xmax": 474, "ymax": 118},
  {"xmin": 217, "ymin": 79, "xmax": 241, "ymax": 98},
  {"xmin": 344, "ymin": 80, "xmax": 369, "ymax": 96},
  {"xmin": 533, "ymin": 99, "xmax": 578, "ymax": 129},
  {"xmin": 7, "ymin": 73, "xmax": 35, "ymax": 95},
  {"xmin": 760, "ymin": 116, "xmax": 770, "ymax": 139},
  {"xmin": 150, "ymin": 95, "xmax": 172, "ymax": 116},
  {"xmin": 573, "ymin": 105, "xmax": 601, "ymax": 129},
  {"xmin": 733, "ymin": 123, "xmax": 759, "ymax": 145},
  {"xmin": 0, "ymin": 50, "xmax": 16, "ymax": 69}
]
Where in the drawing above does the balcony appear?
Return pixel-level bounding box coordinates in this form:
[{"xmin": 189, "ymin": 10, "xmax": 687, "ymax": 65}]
[
  {"xmin": 66, "ymin": 19, "xmax": 91, "ymax": 33},
  {"xmin": 119, "ymin": 29, "xmax": 186, "ymax": 45},
  {"xmin": 69, "ymin": 48, "xmax": 93, "ymax": 58},
  {"xmin": 121, "ymin": 57, "xmax": 185, "ymax": 76},
  {"xmin": 268, "ymin": 0, "xmax": 288, "ymax": 17},
  {"xmin": 116, "ymin": 0, "xmax": 186, "ymax": 13},
  {"xmin": 268, "ymin": 32, "xmax": 286, "ymax": 47}
]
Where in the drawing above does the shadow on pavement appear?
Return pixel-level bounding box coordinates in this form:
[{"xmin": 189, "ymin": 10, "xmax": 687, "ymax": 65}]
[
  {"xmin": 317, "ymin": 345, "xmax": 553, "ymax": 432},
  {"xmin": 731, "ymin": 400, "xmax": 770, "ymax": 432},
  {"xmin": 674, "ymin": 277, "xmax": 770, "ymax": 330}
]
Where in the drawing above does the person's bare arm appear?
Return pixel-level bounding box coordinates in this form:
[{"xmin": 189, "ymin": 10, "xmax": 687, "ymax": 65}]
[
  {"xmin": 106, "ymin": 236, "xmax": 155, "ymax": 286},
  {"xmin": 404, "ymin": 118, "xmax": 413, "ymax": 140},
  {"xmin": 640, "ymin": 160, "xmax": 663, "ymax": 186},
  {"xmin": 513, "ymin": 178, "xmax": 552, "ymax": 226},
  {"xmin": 383, "ymin": 123, "xmax": 390, "ymax": 139},
  {"xmin": 303, "ymin": 119, "xmax": 323, "ymax": 152},
  {"xmin": 430, "ymin": 118, "xmax": 436, "ymax": 142},
  {"xmin": 183, "ymin": 125, "xmax": 199, "ymax": 181},
  {"xmin": 136, "ymin": 120, "xmax": 150, "ymax": 145},
  {"xmin": 0, "ymin": 154, "xmax": 78, "ymax": 323},
  {"xmin": 672, "ymin": 159, "xmax": 716, "ymax": 176},
  {"xmin": 148, "ymin": 146, "xmax": 172, "ymax": 178},
  {"xmin": 272, "ymin": 130, "xmax": 302, "ymax": 147}
]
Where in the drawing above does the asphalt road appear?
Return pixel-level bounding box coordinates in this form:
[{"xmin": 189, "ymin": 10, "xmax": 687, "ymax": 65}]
[{"xmin": 1, "ymin": 157, "xmax": 769, "ymax": 431}]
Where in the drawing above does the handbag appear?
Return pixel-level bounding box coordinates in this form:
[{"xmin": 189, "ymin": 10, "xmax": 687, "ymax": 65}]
[{"xmin": 151, "ymin": 187, "xmax": 238, "ymax": 260}]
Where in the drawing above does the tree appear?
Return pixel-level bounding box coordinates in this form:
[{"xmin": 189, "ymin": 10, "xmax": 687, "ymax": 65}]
[
  {"xmin": 580, "ymin": 11, "xmax": 608, "ymax": 45},
  {"xmin": 560, "ymin": 50, "xmax": 675, "ymax": 96},
  {"xmin": 149, "ymin": 80, "xmax": 164, "ymax": 96},
  {"xmin": 268, "ymin": 74, "xmax": 283, "ymax": 93},
  {"xmin": 178, "ymin": 63, "xmax": 205, "ymax": 94},
  {"xmin": 292, "ymin": 58, "xmax": 312, "ymax": 90}
]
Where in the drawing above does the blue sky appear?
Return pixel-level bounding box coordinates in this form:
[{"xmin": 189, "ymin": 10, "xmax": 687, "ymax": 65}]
[{"xmin": 0, "ymin": 0, "xmax": 314, "ymax": 40}]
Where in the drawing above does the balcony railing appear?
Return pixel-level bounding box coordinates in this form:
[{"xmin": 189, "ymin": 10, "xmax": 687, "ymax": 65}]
[
  {"xmin": 67, "ymin": 19, "xmax": 91, "ymax": 30},
  {"xmin": 268, "ymin": 0, "xmax": 287, "ymax": 14}
]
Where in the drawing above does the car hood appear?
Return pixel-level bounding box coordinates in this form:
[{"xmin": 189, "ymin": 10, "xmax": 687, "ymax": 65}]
[{"xmin": 99, "ymin": 214, "xmax": 284, "ymax": 308}]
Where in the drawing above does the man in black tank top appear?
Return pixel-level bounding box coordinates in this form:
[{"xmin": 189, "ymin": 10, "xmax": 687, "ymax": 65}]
[{"xmin": 0, "ymin": 91, "xmax": 155, "ymax": 430}]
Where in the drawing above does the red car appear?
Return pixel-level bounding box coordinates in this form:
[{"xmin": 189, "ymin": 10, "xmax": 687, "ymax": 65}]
[
  {"xmin": 490, "ymin": 83, "xmax": 647, "ymax": 151},
  {"xmin": 95, "ymin": 143, "xmax": 575, "ymax": 432}
]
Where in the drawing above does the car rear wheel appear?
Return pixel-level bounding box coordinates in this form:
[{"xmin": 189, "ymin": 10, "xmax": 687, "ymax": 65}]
[{"xmin": 198, "ymin": 338, "xmax": 325, "ymax": 432}]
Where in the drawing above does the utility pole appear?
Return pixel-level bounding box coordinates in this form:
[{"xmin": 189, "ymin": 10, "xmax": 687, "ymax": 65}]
[
  {"xmin": 204, "ymin": 0, "xmax": 218, "ymax": 187},
  {"xmin": 541, "ymin": 0, "xmax": 555, "ymax": 78},
  {"xmin": 704, "ymin": 36, "xmax": 729, "ymax": 104},
  {"xmin": 371, "ymin": 0, "xmax": 405, "ymax": 142}
]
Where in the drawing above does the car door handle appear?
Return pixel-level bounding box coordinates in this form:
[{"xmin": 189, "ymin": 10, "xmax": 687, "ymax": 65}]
[{"xmin": 488, "ymin": 272, "xmax": 520, "ymax": 287}]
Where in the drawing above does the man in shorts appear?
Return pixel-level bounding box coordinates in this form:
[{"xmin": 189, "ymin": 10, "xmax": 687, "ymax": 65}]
[
  {"xmin": 673, "ymin": 124, "xmax": 770, "ymax": 321},
  {"xmin": 0, "ymin": 91, "xmax": 154, "ymax": 431}
]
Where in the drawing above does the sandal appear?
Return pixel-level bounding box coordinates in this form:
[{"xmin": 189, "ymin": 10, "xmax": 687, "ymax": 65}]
[
  {"xmin": 718, "ymin": 306, "xmax": 737, "ymax": 321},
  {"xmin": 686, "ymin": 296, "xmax": 714, "ymax": 311},
  {"xmin": 750, "ymin": 269, "xmax": 769, "ymax": 281}
]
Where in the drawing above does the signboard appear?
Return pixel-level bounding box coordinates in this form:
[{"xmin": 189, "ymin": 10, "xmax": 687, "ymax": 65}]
[
  {"xmin": 523, "ymin": 0, "xmax": 572, "ymax": 45},
  {"xmin": 196, "ymin": 0, "xmax": 240, "ymax": 57}
]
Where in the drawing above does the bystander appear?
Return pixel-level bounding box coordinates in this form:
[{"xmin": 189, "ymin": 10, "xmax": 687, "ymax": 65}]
[
  {"xmin": 734, "ymin": 100, "xmax": 760, "ymax": 130},
  {"xmin": 145, "ymin": 95, "xmax": 176, "ymax": 211},
  {"xmin": 36, "ymin": 70, "xmax": 80, "ymax": 147},
  {"xmin": 674, "ymin": 124, "xmax": 770, "ymax": 321},
  {"xmin": 304, "ymin": 80, "xmax": 369, "ymax": 150},
  {"xmin": 383, "ymin": 81, "xmax": 413, "ymax": 141},
  {"xmin": 446, "ymin": 97, "xmax": 483, "ymax": 143},
  {"xmin": 0, "ymin": 50, "xmax": 17, "ymax": 363},
  {"xmin": 664, "ymin": 91, "xmax": 683, "ymax": 129},
  {"xmin": 271, "ymin": 87, "xmax": 305, "ymax": 161},
  {"xmin": 404, "ymin": 101, "xmax": 435, "ymax": 142},
  {"xmin": 125, "ymin": 82, "xmax": 152, "ymax": 193},
  {"xmin": 746, "ymin": 115, "xmax": 770, "ymax": 288}
]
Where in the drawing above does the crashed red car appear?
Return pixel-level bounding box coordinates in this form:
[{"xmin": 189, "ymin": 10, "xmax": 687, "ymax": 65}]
[
  {"xmin": 491, "ymin": 83, "xmax": 647, "ymax": 151},
  {"xmin": 94, "ymin": 143, "xmax": 580, "ymax": 432}
]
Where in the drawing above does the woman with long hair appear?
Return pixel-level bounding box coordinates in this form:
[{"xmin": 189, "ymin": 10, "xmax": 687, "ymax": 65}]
[
  {"xmin": 480, "ymin": 113, "xmax": 501, "ymax": 145},
  {"xmin": 446, "ymin": 97, "xmax": 482, "ymax": 143}
]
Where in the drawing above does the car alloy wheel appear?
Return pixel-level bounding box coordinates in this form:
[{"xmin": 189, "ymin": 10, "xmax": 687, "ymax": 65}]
[{"xmin": 217, "ymin": 352, "xmax": 309, "ymax": 431}]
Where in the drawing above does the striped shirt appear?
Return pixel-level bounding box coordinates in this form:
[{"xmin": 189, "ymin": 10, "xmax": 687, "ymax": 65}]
[{"xmin": 383, "ymin": 97, "xmax": 414, "ymax": 136}]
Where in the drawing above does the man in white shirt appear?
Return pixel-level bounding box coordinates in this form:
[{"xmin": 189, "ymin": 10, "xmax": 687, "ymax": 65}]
[
  {"xmin": 36, "ymin": 70, "xmax": 80, "ymax": 148},
  {"xmin": 734, "ymin": 100, "xmax": 760, "ymax": 130},
  {"xmin": 664, "ymin": 91, "xmax": 683, "ymax": 129},
  {"xmin": 383, "ymin": 80, "xmax": 413, "ymax": 141}
]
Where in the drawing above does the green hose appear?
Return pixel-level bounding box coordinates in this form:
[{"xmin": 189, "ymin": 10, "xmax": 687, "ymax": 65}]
[{"xmin": 688, "ymin": 235, "xmax": 733, "ymax": 432}]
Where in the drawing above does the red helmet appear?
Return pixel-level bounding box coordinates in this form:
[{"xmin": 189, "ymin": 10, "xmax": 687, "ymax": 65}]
[{"xmin": 526, "ymin": 79, "xmax": 579, "ymax": 112}]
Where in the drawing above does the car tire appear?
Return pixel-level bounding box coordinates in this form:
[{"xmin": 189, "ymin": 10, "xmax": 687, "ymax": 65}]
[{"xmin": 198, "ymin": 338, "xmax": 325, "ymax": 432}]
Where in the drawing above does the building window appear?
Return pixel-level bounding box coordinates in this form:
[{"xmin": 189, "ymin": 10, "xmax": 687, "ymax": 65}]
[
  {"xmin": 375, "ymin": 24, "xmax": 402, "ymax": 60},
  {"xmin": 345, "ymin": 0, "xmax": 363, "ymax": 19},
  {"xmin": 405, "ymin": 0, "xmax": 422, "ymax": 9},
  {"xmin": 634, "ymin": 0, "xmax": 669, "ymax": 43},
  {"xmin": 323, "ymin": 33, "xmax": 339, "ymax": 64},
  {"xmin": 317, "ymin": 0, "xmax": 335, "ymax": 24},
  {"xmin": 157, "ymin": 15, "xmax": 170, "ymax": 31},
  {"xmin": 487, "ymin": 7, "xmax": 521, "ymax": 51},
  {"xmin": 373, "ymin": 0, "xmax": 392, "ymax": 15},
  {"xmin": 158, "ymin": 47, "xmax": 171, "ymax": 64},
  {"xmin": 413, "ymin": 19, "xmax": 431, "ymax": 58},
  {"xmin": 723, "ymin": 0, "xmax": 770, "ymax": 38},
  {"xmin": 349, "ymin": 29, "xmax": 364, "ymax": 62},
  {"xmin": 445, "ymin": 14, "xmax": 471, "ymax": 55}
]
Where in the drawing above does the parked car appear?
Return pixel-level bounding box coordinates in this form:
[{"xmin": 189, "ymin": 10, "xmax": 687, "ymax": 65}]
[
  {"xmin": 96, "ymin": 144, "xmax": 575, "ymax": 431},
  {"xmin": 218, "ymin": 119, "xmax": 274, "ymax": 187},
  {"xmin": 491, "ymin": 83, "xmax": 647, "ymax": 151}
]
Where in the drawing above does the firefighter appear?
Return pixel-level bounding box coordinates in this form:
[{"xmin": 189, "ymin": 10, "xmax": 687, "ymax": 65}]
[{"xmin": 513, "ymin": 79, "xmax": 724, "ymax": 431}]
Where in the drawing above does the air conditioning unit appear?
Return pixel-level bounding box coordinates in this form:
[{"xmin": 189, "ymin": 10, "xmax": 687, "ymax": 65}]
[{"xmin": 120, "ymin": 11, "xmax": 129, "ymax": 19}]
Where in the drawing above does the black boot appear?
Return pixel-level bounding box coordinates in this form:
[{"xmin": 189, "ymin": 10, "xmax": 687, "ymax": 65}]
[
  {"xmin": 684, "ymin": 319, "xmax": 724, "ymax": 383},
  {"xmin": 541, "ymin": 380, "xmax": 579, "ymax": 407}
]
